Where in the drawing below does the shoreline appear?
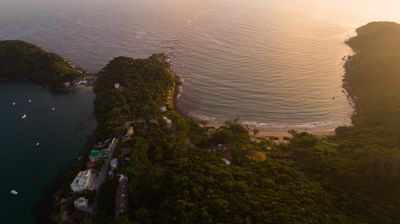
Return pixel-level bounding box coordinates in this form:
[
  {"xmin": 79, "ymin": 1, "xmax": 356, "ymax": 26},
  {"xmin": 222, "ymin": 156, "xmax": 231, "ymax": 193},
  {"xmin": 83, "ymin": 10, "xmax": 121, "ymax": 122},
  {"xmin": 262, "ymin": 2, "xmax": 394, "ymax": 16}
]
[
  {"xmin": 254, "ymin": 130, "xmax": 335, "ymax": 138},
  {"xmin": 167, "ymin": 63, "xmax": 338, "ymax": 138},
  {"xmin": 166, "ymin": 36, "xmax": 358, "ymax": 139}
]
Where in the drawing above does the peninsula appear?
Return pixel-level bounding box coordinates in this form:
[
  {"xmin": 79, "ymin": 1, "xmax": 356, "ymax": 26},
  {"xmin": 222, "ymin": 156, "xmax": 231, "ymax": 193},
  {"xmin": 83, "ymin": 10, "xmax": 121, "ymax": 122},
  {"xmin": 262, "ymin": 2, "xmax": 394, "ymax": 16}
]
[
  {"xmin": 2, "ymin": 22, "xmax": 400, "ymax": 224},
  {"xmin": 0, "ymin": 40, "xmax": 86, "ymax": 91}
]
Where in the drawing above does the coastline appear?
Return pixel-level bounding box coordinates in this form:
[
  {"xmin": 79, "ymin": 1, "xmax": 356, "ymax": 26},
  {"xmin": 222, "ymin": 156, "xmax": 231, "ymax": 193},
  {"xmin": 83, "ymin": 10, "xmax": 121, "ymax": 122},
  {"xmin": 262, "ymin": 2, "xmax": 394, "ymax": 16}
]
[
  {"xmin": 255, "ymin": 130, "xmax": 335, "ymax": 138},
  {"xmin": 5, "ymin": 20, "xmax": 400, "ymax": 223},
  {"xmin": 166, "ymin": 34, "xmax": 357, "ymax": 139},
  {"xmin": 37, "ymin": 36, "xmax": 353, "ymax": 222},
  {"xmin": 168, "ymin": 64, "xmax": 338, "ymax": 138}
]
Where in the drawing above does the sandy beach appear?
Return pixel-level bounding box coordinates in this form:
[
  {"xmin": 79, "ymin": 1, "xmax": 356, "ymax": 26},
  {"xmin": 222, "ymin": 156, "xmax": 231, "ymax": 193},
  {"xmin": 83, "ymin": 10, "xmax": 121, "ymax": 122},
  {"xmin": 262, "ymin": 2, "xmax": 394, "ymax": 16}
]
[{"xmin": 253, "ymin": 130, "xmax": 335, "ymax": 138}]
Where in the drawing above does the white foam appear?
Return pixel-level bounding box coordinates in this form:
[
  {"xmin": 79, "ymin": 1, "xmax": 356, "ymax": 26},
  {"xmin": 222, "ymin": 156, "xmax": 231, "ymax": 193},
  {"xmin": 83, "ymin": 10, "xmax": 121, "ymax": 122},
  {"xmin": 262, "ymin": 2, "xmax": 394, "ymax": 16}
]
[
  {"xmin": 187, "ymin": 112, "xmax": 217, "ymax": 123},
  {"xmin": 240, "ymin": 120, "xmax": 344, "ymax": 131}
]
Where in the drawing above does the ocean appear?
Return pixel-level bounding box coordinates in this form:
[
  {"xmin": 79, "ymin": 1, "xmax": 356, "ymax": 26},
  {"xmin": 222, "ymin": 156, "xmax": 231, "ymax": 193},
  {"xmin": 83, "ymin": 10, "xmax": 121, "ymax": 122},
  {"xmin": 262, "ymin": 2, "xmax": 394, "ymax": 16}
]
[{"xmin": 0, "ymin": 0, "xmax": 399, "ymax": 131}]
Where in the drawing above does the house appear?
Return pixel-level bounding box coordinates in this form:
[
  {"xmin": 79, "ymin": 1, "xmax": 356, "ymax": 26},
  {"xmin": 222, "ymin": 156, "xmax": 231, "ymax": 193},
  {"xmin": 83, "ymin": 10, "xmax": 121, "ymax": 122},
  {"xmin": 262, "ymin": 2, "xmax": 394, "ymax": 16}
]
[
  {"xmin": 126, "ymin": 127, "xmax": 134, "ymax": 137},
  {"xmin": 221, "ymin": 158, "xmax": 231, "ymax": 166},
  {"xmin": 123, "ymin": 127, "xmax": 134, "ymax": 142},
  {"xmin": 89, "ymin": 149, "xmax": 108, "ymax": 162},
  {"xmin": 94, "ymin": 138, "xmax": 113, "ymax": 150},
  {"xmin": 111, "ymin": 158, "xmax": 118, "ymax": 170},
  {"xmin": 74, "ymin": 197, "xmax": 89, "ymax": 212},
  {"xmin": 64, "ymin": 82, "xmax": 71, "ymax": 88},
  {"xmin": 86, "ymin": 161, "xmax": 97, "ymax": 170},
  {"xmin": 70, "ymin": 170, "xmax": 96, "ymax": 192},
  {"xmin": 78, "ymin": 80, "xmax": 88, "ymax": 85},
  {"xmin": 162, "ymin": 116, "xmax": 172, "ymax": 126},
  {"xmin": 115, "ymin": 175, "xmax": 129, "ymax": 217},
  {"xmin": 160, "ymin": 106, "xmax": 167, "ymax": 113},
  {"xmin": 114, "ymin": 83, "xmax": 121, "ymax": 89}
]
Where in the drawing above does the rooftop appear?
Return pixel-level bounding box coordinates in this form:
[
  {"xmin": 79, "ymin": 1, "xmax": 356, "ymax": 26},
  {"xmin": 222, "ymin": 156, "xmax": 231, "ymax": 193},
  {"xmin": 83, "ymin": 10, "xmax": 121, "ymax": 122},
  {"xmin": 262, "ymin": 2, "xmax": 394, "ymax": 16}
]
[{"xmin": 89, "ymin": 149, "xmax": 108, "ymax": 159}]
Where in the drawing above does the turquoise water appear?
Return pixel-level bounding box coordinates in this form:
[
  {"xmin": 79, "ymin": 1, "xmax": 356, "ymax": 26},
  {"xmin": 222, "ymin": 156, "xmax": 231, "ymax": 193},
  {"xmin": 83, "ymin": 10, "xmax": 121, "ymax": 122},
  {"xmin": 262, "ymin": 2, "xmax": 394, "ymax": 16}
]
[{"xmin": 0, "ymin": 82, "xmax": 95, "ymax": 223}]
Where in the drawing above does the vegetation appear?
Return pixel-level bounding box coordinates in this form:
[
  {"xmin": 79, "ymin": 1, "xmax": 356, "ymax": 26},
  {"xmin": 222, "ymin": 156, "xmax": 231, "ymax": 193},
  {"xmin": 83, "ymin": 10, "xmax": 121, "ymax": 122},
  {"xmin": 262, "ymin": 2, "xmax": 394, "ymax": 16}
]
[
  {"xmin": 89, "ymin": 22, "xmax": 400, "ymax": 224},
  {"xmin": 8, "ymin": 21, "xmax": 396, "ymax": 223},
  {"xmin": 93, "ymin": 55, "xmax": 174, "ymax": 139},
  {"xmin": 0, "ymin": 40, "xmax": 83, "ymax": 91},
  {"xmin": 85, "ymin": 55, "xmax": 345, "ymax": 224},
  {"xmin": 289, "ymin": 22, "xmax": 400, "ymax": 223}
]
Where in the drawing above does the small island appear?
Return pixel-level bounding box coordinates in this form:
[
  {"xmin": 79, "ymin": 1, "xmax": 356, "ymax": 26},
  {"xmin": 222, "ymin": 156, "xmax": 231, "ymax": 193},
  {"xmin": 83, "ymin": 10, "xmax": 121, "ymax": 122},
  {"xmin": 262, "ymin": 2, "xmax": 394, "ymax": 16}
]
[{"xmin": 3, "ymin": 21, "xmax": 400, "ymax": 224}]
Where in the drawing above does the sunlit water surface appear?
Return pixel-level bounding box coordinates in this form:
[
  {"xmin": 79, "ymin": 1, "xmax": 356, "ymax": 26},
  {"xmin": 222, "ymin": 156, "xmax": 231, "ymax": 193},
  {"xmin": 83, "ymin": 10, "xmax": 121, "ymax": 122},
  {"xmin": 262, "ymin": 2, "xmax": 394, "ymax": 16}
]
[{"xmin": 1, "ymin": 0, "xmax": 399, "ymax": 131}]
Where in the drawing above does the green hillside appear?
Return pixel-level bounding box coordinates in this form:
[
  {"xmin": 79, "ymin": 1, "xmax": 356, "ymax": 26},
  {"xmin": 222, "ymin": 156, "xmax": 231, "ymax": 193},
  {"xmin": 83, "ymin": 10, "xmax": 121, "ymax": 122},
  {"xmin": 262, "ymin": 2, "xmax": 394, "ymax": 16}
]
[
  {"xmin": 0, "ymin": 40, "xmax": 83, "ymax": 91},
  {"xmin": 49, "ymin": 22, "xmax": 400, "ymax": 224}
]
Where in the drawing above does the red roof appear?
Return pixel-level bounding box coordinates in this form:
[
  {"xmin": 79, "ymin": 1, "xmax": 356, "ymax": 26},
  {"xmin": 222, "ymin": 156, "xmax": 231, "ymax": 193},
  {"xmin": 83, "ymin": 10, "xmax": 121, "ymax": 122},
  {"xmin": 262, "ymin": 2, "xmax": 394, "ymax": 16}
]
[{"xmin": 87, "ymin": 161, "xmax": 96, "ymax": 169}]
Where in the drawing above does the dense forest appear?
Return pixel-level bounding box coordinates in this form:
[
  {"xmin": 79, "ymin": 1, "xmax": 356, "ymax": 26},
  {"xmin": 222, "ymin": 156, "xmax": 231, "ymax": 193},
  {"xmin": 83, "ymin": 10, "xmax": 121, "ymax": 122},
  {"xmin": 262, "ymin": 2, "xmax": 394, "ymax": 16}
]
[
  {"xmin": 0, "ymin": 40, "xmax": 83, "ymax": 91},
  {"xmin": 86, "ymin": 22, "xmax": 400, "ymax": 224},
  {"xmin": 18, "ymin": 21, "xmax": 399, "ymax": 223},
  {"xmin": 90, "ymin": 55, "xmax": 347, "ymax": 224}
]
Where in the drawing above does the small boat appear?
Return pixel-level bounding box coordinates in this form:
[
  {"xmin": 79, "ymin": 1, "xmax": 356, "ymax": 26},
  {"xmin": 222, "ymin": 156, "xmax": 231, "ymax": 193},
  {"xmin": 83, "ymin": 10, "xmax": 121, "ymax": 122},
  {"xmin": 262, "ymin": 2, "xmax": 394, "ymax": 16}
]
[
  {"xmin": 28, "ymin": 99, "xmax": 32, "ymax": 103},
  {"xmin": 21, "ymin": 114, "xmax": 27, "ymax": 119},
  {"xmin": 12, "ymin": 102, "xmax": 16, "ymax": 106},
  {"xmin": 10, "ymin": 190, "xmax": 18, "ymax": 195},
  {"xmin": 52, "ymin": 107, "xmax": 56, "ymax": 111},
  {"xmin": 36, "ymin": 142, "xmax": 40, "ymax": 146}
]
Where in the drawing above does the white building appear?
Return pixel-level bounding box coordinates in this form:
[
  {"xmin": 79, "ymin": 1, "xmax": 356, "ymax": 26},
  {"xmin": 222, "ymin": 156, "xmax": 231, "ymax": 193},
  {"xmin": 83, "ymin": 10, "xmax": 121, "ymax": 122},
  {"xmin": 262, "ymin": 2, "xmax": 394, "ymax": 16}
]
[
  {"xmin": 221, "ymin": 158, "xmax": 231, "ymax": 166},
  {"xmin": 162, "ymin": 116, "xmax": 172, "ymax": 126},
  {"xmin": 111, "ymin": 158, "xmax": 118, "ymax": 170},
  {"xmin": 64, "ymin": 82, "xmax": 71, "ymax": 88},
  {"xmin": 114, "ymin": 83, "xmax": 121, "ymax": 89},
  {"xmin": 70, "ymin": 170, "xmax": 96, "ymax": 192},
  {"xmin": 74, "ymin": 197, "xmax": 89, "ymax": 212},
  {"xmin": 160, "ymin": 106, "xmax": 167, "ymax": 113}
]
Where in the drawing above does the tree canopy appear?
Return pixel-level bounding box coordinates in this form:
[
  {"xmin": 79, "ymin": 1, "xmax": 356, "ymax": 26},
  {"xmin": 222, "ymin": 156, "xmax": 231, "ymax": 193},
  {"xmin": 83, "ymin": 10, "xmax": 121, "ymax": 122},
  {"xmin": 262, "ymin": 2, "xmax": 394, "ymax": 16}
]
[{"xmin": 0, "ymin": 40, "xmax": 82, "ymax": 91}]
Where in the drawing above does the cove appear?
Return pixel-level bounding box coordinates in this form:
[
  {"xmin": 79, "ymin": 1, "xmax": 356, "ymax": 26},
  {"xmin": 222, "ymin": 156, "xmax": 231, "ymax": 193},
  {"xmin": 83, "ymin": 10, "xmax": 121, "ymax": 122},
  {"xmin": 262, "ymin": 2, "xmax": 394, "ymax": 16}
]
[{"xmin": 0, "ymin": 82, "xmax": 95, "ymax": 223}]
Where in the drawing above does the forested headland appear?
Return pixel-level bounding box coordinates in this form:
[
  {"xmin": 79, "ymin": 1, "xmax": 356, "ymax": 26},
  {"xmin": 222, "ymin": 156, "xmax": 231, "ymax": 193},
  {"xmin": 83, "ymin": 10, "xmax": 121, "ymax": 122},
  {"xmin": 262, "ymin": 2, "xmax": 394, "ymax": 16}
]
[{"xmin": 0, "ymin": 40, "xmax": 83, "ymax": 91}]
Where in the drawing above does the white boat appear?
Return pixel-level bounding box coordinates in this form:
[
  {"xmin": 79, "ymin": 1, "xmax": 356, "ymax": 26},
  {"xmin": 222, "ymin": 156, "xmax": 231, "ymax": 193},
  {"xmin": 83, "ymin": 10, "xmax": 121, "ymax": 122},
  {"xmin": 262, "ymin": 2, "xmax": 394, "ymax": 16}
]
[
  {"xmin": 36, "ymin": 142, "xmax": 40, "ymax": 146},
  {"xmin": 10, "ymin": 190, "xmax": 18, "ymax": 195},
  {"xmin": 21, "ymin": 114, "xmax": 27, "ymax": 119},
  {"xmin": 52, "ymin": 107, "xmax": 56, "ymax": 111},
  {"xmin": 28, "ymin": 99, "xmax": 32, "ymax": 103},
  {"xmin": 12, "ymin": 102, "xmax": 16, "ymax": 106}
]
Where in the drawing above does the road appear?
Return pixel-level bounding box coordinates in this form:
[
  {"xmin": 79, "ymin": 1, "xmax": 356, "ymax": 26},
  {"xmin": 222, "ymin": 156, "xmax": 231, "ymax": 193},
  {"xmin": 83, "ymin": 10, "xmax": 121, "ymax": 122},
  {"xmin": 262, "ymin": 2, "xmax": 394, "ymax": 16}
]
[{"xmin": 92, "ymin": 137, "xmax": 119, "ymax": 209}]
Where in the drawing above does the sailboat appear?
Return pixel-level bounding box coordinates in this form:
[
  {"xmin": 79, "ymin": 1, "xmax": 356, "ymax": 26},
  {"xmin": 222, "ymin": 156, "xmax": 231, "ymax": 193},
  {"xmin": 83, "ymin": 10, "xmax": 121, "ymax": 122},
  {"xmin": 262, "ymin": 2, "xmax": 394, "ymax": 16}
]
[{"xmin": 21, "ymin": 114, "xmax": 27, "ymax": 119}]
